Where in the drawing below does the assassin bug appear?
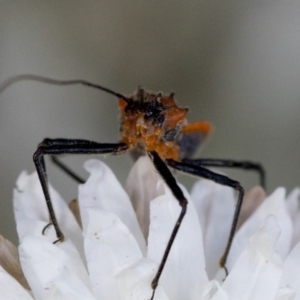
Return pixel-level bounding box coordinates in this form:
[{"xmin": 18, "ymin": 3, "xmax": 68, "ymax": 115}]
[{"xmin": 0, "ymin": 74, "xmax": 265, "ymax": 300}]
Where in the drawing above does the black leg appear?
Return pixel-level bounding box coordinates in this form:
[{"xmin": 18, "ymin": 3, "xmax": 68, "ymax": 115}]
[
  {"xmin": 51, "ymin": 156, "xmax": 85, "ymax": 184},
  {"xmin": 183, "ymin": 158, "xmax": 265, "ymax": 188},
  {"xmin": 147, "ymin": 151, "xmax": 188, "ymax": 300},
  {"xmin": 166, "ymin": 159, "xmax": 244, "ymax": 274},
  {"xmin": 33, "ymin": 138, "xmax": 127, "ymax": 242}
]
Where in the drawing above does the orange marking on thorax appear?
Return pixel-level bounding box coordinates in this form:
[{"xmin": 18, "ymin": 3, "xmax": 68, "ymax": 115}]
[{"xmin": 182, "ymin": 121, "xmax": 212, "ymax": 135}]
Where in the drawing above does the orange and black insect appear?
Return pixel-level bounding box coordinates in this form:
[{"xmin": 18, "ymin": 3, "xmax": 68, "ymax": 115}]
[{"xmin": 0, "ymin": 74, "xmax": 265, "ymax": 300}]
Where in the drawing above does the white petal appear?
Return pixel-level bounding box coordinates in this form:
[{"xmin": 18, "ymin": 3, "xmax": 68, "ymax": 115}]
[
  {"xmin": 82, "ymin": 208, "xmax": 143, "ymax": 300},
  {"xmin": 227, "ymin": 188, "xmax": 293, "ymax": 269},
  {"xmin": 14, "ymin": 171, "xmax": 83, "ymax": 255},
  {"xmin": 275, "ymin": 287, "xmax": 296, "ymax": 300},
  {"xmin": 19, "ymin": 236, "xmax": 91, "ymax": 300},
  {"xmin": 0, "ymin": 265, "xmax": 33, "ymax": 300},
  {"xmin": 56, "ymin": 239, "xmax": 90, "ymax": 287},
  {"xmin": 237, "ymin": 186, "xmax": 266, "ymax": 229},
  {"xmin": 191, "ymin": 179, "xmax": 235, "ymax": 278},
  {"xmin": 126, "ymin": 156, "xmax": 164, "ymax": 239},
  {"xmin": 280, "ymin": 239, "xmax": 300, "ymax": 298},
  {"xmin": 116, "ymin": 258, "xmax": 169, "ymax": 300},
  {"xmin": 201, "ymin": 280, "xmax": 228, "ymax": 300},
  {"xmin": 286, "ymin": 188, "xmax": 300, "ymax": 247},
  {"xmin": 14, "ymin": 171, "xmax": 49, "ymax": 222},
  {"xmin": 222, "ymin": 215, "xmax": 282, "ymax": 300},
  {"xmin": 148, "ymin": 183, "xmax": 208, "ymax": 300},
  {"xmin": 286, "ymin": 188, "xmax": 300, "ymax": 220},
  {"xmin": 43, "ymin": 272, "xmax": 96, "ymax": 300},
  {"xmin": 79, "ymin": 159, "xmax": 146, "ymax": 253},
  {"xmin": 291, "ymin": 210, "xmax": 300, "ymax": 250},
  {"xmin": 16, "ymin": 218, "xmax": 55, "ymax": 242}
]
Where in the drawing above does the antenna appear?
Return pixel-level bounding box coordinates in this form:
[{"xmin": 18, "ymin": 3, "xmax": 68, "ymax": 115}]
[{"xmin": 0, "ymin": 74, "xmax": 129, "ymax": 102}]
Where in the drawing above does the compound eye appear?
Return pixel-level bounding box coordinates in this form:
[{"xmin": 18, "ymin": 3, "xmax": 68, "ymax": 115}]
[
  {"xmin": 145, "ymin": 106, "xmax": 153, "ymax": 118},
  {"xmin": 144, "ymin": 100, "xmax": 157, "ymax": 119},
  {"xmin": 144, "ymin": 96, "xmax": 166, "ymax": 124}
]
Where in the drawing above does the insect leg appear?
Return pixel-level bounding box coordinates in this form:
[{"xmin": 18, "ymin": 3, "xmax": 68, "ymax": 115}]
[
  {"xmin": 166, "ymin": 159, "xmax": 244, "ymax": 274},
  {"xmin": 183, "ymin": 158, "xmax": 265, "ymax": 188},
  {"xmin": 51, "ymin": 156, "xmax": 85, "ymax": 184},
  {"xmin": 33, "ymin": 138, "xmax": 127, "ymax": 243},
  {"xmin": 147, "ymin": 151, "xmax": 188, "ymax": 300}
]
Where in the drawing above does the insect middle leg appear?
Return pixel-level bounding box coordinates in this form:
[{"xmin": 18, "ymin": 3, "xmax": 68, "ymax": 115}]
[
  {"xmin": 166, "ymin": 159, "xmax": 244, "ymax": 274},
  {"xmin": 183, "ymin": 158, "xmax": 265, "ymax": 188},
  {"xmin": 33, "ymin": 138, "xmax": 127, "ymax": 242},
  {"xmin": 51, "ymin": 155, "xmax": 85, "ymax": 184}
]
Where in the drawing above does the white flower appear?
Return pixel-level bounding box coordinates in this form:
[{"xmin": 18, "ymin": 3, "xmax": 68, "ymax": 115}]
[{"xmin": 0, "ymin": 156, "xmax": 299, "ymax": 300}]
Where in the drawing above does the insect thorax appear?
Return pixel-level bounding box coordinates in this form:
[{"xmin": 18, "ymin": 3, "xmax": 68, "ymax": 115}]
[{"xmin": 118, "ymin": 89, "xmax": 189, "ymax": 160}]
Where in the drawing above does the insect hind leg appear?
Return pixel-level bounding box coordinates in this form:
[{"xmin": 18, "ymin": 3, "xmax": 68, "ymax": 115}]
[
  {"xmin": 183, "ymin": 158, "xmax": 266, "ymax": 188},
  {"xmin": 166, "ymin": 159, "xmax": 244, "ymax": 274}
]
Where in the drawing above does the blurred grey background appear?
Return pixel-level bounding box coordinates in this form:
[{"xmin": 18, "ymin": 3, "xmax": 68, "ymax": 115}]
[{"xmin": 0, "ymin": 1, "xmax": 300, "ymax": 244}]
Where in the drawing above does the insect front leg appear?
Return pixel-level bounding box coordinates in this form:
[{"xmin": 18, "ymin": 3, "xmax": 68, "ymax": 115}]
[
  {"xmin": 166, "ymin": 159, "xmax": 244, "ymax": 275},
  {"xmin": 147, "ymin": 151, "xmax": 188, "ymax": 300},
  {"xmin": 33, "ymin": 138, "xmax": 127, "ymax": 243}
]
